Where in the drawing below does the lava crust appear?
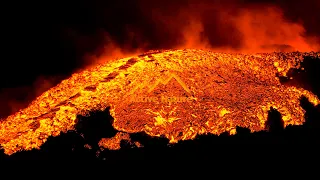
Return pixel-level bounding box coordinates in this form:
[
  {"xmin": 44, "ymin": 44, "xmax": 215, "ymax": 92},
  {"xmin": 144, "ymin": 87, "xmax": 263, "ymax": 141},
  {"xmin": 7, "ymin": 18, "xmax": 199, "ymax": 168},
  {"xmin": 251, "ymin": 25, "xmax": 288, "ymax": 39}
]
[{"xmin": 0, "ymin": 49, "xmax": 319, "ymax": 155}]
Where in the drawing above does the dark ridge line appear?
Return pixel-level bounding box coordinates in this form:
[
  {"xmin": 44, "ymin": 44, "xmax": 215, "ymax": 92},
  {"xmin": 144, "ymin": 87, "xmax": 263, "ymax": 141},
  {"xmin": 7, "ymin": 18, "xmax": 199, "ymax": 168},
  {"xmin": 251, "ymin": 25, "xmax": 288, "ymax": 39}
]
[
  {"xmin": 118, "ymin": 58, "xmax": 138, "ymax": 70},
  {"xmin": 100, "ymin": 71, "xmax": 119, "ymax": 82},
  {"xmin": 137, "ymin": 50, "xmax": 165, "ymax": 57}
]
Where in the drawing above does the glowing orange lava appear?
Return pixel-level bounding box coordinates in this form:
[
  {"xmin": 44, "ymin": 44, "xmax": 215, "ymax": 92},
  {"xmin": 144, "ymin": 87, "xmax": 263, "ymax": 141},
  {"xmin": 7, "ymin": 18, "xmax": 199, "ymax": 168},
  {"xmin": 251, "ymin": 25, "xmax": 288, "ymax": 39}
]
[{"xmin": 0, "ymin": 49, "xmax": 319, "ymax": 155}]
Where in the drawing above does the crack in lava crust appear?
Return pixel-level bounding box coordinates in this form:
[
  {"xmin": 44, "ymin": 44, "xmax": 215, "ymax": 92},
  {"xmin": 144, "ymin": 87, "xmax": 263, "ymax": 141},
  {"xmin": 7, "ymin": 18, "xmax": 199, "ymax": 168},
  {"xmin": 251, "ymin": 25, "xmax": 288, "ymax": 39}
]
[{"xmin": 0, "ymin": 49, "xmax": 319, "ymax": 155}]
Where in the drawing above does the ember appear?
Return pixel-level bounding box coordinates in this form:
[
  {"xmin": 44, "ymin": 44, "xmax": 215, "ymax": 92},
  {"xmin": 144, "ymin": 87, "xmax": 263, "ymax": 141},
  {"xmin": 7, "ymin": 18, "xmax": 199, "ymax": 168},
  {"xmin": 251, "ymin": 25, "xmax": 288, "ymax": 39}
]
[{"xmin": 0, "ymin": 49, "xmax": 319, "ymax": 155}]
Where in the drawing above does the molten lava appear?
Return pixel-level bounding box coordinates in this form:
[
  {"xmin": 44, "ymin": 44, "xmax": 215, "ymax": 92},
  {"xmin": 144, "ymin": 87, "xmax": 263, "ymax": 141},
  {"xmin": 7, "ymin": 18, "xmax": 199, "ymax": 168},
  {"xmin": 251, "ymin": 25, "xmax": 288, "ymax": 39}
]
[{"xmin": 0, "ymin": 49, "xmax": 319, "ymax": 155}]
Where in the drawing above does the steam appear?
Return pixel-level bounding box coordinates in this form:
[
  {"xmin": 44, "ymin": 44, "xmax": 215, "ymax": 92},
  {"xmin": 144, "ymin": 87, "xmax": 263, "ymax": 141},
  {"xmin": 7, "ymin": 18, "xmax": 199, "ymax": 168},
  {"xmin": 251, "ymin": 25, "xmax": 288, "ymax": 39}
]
[
  {"xmin": 218, "ymin": 5, "xmax": 319, "ymax": 52},
  {"xmin": 140, "ymin": 0, "xmax": 320, "ymax": 52},
  {"xmin": 1, "ymin": 0, "xmax": 320, "ymax": 119},
  {"xmin": 85, "ymin": 0, "xmax": 320, "ymax": 63},
  {"xmin": 82, "ymin": 34, "xmax": 145, "ymax": 69}
]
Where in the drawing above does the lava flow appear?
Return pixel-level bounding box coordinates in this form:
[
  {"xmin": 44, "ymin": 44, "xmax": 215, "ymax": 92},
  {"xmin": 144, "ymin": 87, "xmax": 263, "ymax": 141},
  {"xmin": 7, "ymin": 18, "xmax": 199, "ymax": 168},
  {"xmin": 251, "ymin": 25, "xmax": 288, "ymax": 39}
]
[{"xmin": 0, "ymin": 49, "xmax": 319, "ymax": 155}]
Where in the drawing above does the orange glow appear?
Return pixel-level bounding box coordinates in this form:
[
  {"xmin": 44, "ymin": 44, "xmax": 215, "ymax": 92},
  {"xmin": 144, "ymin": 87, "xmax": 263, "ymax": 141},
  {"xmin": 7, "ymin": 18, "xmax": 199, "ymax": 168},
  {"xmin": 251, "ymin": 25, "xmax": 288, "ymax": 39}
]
[
  {"xmin": 0, "ymin": 1, "xmax": 320, "ymax": 155},
  {"xmin": 148, "ymin": 2, "xmax": 319, "ymax": 52},
  {"xmin": 230, "ymin": 6, "xmax": 319, "ymax": 52},
  {"xmin": 0, "ymin": 49, "xmax": 319, "ymax": 155}
]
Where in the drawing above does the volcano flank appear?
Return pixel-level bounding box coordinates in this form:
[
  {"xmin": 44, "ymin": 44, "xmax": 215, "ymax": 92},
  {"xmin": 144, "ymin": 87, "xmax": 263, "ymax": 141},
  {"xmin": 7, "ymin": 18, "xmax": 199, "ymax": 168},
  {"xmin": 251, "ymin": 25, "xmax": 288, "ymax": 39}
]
[{"xmin": 0, "ymin": 49, "xmax": 319, "ymax": 156}]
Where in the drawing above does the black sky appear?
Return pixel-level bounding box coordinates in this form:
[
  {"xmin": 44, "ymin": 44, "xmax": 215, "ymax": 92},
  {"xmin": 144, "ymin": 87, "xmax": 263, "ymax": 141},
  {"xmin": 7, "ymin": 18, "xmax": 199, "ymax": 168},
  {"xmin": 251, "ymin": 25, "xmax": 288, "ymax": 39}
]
[{"xmin": 0, "ymin": 0, "xmax": 319, "ymax": 118}]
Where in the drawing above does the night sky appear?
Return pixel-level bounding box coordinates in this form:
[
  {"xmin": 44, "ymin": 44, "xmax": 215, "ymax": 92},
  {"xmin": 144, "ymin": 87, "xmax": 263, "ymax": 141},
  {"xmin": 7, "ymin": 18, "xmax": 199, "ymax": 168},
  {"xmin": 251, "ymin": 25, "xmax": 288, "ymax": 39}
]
[{"xmin": 1, "ymin": 0, "xmax": 319, "ymax": 118}]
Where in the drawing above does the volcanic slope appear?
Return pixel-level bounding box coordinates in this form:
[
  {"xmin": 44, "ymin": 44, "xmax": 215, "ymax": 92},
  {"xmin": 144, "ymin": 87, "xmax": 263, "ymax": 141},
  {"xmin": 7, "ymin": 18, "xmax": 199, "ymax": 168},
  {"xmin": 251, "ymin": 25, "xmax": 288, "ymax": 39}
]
[{"xmin": 0, "ymin": 49, "xmax": 319, "ymax": 155}]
